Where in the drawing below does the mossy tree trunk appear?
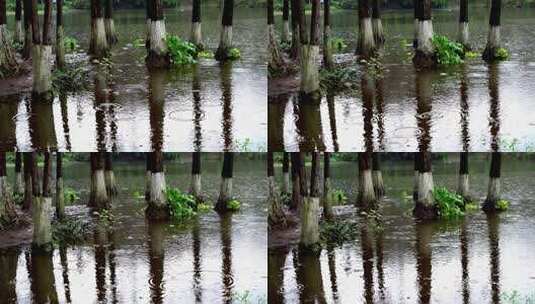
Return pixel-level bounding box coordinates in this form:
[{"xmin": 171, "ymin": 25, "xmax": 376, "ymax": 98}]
[
  {"xmin": 299, "ymin": 0, "xmax": 321, "ymax": 98},
  {"xmin": 371, "ymin": 0, "xmax": 385, "ymax": 46},
  {"xmin": 89, "ymin": 152, "xmax": 109, "ymax": 210},
  {"xmin": 282, "ymin": 152, "xmax": 290, "ymax": 195},
  {"xmin": 32, "ymin": 152, "xmax": 53, "ymax": 251},
  {"xmin": 215, "ymin": 0, "xmax": 235, "ymax": 61},
  {"xmin": 372, "ymin": 152, "xmax": 384, "ymax": 198},
  {"xmin": 104, "ymin": 0, "xmax": 118, "ymax": 45},
  {"xmin": 300, "ymin": 152, "xmax": 320, "ymax": 250},
  {"xmin": 90, "ymin": 0, "xmax": 109, "ymax": 59},
  {"xmin": 356, "ymin": 0, "xmax": 375, "ymax": 59},
  {"xmin": 146, "ymin": 0, "xmax": 169, "ymax": 68},
  {"xmin": 413, "ymin": 0, "xmax": 435, "ymax": 68},
  {"xmin": 482, "ymin": 0, "xmax": 502, "ymax": 61},
  {"xmin": 14, "ymin": 0, "xmax": 23, "ymax": 43},
  {"xmin": 104, "ymin": 152, "xmax": 117, "ymax": 196},
  {"xmin": 56, "ymin": 0, "xmax": 65, "ymax": 69},
  {"xmin": 457, "ymin": 152, "xmax": 471, "ymax": 203},
  {"xmin": 14, "ymin": 152, "xmax": 24, "ymax": 196},
  {"xmin": 290, "ymin": 152, "xmax": 302, "ymax": 211},
  {"xmin": 414, "ymin": 151, "xmax": 437, "ymax": 220},
  {"xmin": 190, "ymin": 0, "xmax": 203, "ymax": 49},
  {"xmin": 268, "ymin": 152, "xmax": 287, "ymax": 228},
  {"xmin": 190, "ymin": 152, "xmax": 202, "ymax": 201},
  {"xmin": 483, "ymin": 152, "xmax": 501, "ymax": 212},
  {"xmin": 1, "ymin": 0, "xmax": 19, "ymax": 78},
  {"xmin": 1, "ymin": 152, "xmax": 16, "ymax": 226},
  {"xmin": 55, "ymin": 152, "xmax": 65, "ymax": 220},
  {"xmin": 322, "ymin": 152, "xmax": 334, "ymax": 220},
  {"xmin": 215, "ymin": 152, "xmax": 234, "ymax": 212},
  {"xmin": 457, "ymin": 0, "xmax": 470, "ymax": 50},
  {"xmin": 30, "ymin": 0, "xmax": 53, "ymax": 98},
  {"xmin": 22, "ymin": 0, "xmax": 32, "ymax": 59},
  {"xmin": 23, "ymin": 152, "xmax": 33, "ymax": 210},
  {"xmin": 323, "ymin": 0, "xmax": 333, "ymax": 69},
  {"xmin": 268, "ymin": 0, "xmax": 284, "ymax": 72},
  {"xmin": 282, "ymin": 0, "xmax": 290, "ymax": 43},
  {"xmin": 147, "ymin": 151, "xmax": 169, "ymax": 220},
  {"xmin": 357, "ymin": 152, "xmax": 377, "ymax": 210}
]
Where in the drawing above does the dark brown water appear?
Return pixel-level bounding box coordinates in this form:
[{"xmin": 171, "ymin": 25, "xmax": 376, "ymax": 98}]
[
  {"xmin": 0, "ymin": 155, "xmax": 267, "ymax": 303},
  {"xmin": 269, "ymin": 154, "xmax": 535, "ymax": 303},
  {"xmin": 270, "ymin": 7, "xmax": 535, "ymax": 152},
  {"xmin": 0, "ymin": 6, "xmax": 267, "ymax": 152}
]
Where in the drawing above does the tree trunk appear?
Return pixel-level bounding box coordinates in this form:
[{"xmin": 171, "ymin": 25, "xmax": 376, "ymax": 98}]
[
  {"xmin": 104, "ymin": 0, "xmax": 118, "ymax": 45},
  {"xmin": 299, "ymin": 0, "xmax": 320, "ymax": 96},
  {"xmin": 190, "ymin": 0, "xmax": 203, "ymax": 49},
  {"xmin": 147, "ymin": 151, "xmax": 168, "ymax": 220},
  {"xmin": 56, "ymin": 0, "xmax": 65, "ymax": 69},
  {"xmin": 290, "ymin": 152, "xmax": 302, "ymax": 210},
  {"xmin": 322, "ymin": 152, "xmax": 334, "ymax": 220},
  {"xmin": 357, "ymin": 152, "xmax": 376, "ymax": 210},
  {"xmin": 482, "ymin": 0, "xmax": 502, "ymax": 61},
  {"xmin": 268, "ymin": 0, "xmax": 284, "ymax": 72},
  {"xmin": 323, "ymin": 0, "xmax": 333, "ymax": 69},
  {"xmin": 55, "ymin": 152, "xmax": 65, "ymax": 220},
  {"xmin": 14, "ymin": 152, "xmax": 24, "ymax": 196},
  {"xmin": 289, "ymin": 0, "xmax": 301, "ymax": 59},
  {"xmin": 31, "ymin": 0, "xmax": 53, "ymax": 96},
  {"xmin": 104, "ymin": 153, "xmax": 117, "ymax": 196},
  {"xmin": 282, "ymin": 152, "xmax": 290, "ymax": 194},
  {"xmin": 457, "ymin": 0, "xmax": 470, "ymax": 50},
  {"xmin": 146, "ymin": 0, "xmax": 170, "ymax": 68},
  {"xmin": 300, "ymin": 152, "xmax": 320, "ymax": 250},
  {"xmin": 356, "ymin": 0, "xmax": 375, "ymax": 59},
  {"xmin": 372, "ymin": 0, "xmax": 385, "ymax": 45},
  {"xmin": 483, "ymin": 152, "xmax": 501, "ymax": 212},
  {"xmin": 282, "ymin": 0, "xmax": 290, "ymax": 43},
  {"xmin": 457, "ymin": 152, "xmax": 470, "ymax": 203},
  {"xmin": 14, "ymin": 0, "xmax": 23, "ymax": 43},
  {"xmin": 413, "ymin": 153, "xmax": 419, "ymax": 200},
  {"xmin": 413, "ymin": 0, "xmax": 435, "ymax": 68},
  {"xmin": 215, "ymin": 0, "xmax": 234, "ymax": 61},
  {"xmin": 89, "ymin": 152, "xmax": 109, "ymax": 210},
  {"xmin": 268, "ymin": 152, "xmax": 287, "ymax": 228},
  {"xmin": 190, "ymin": 152, "xmax": 202, "ymax": 201},
  {"xmin": 0, "ymin": 0, "xmax": 19, "ymax": 78},
  {"xmin": 33, "ymin": 152, "xmax": 53, "ymax": 251},
  {"xmin": 414, "ymin": 151, "xmax": 437, "ymax": 220},
  {"xmin": 215, "ymin": 152, "xmax": 234, "ymax": 212},
  {"xmin": 372, "ymin": 152, "xmax": 384, "ymax": 198},
  {"xmin": 90, "ymin": 0, "xmax": 109, "ymax": 59},
  {"xmin": 145, "ymin": 153, "xmax": 152, "ymax": 200},
  {"xmin": 22, "ymin": 0, "xmax": 32, "ymax": 59},
  {"xmin": 23, "ymin": 152, "xmax": 33, "ymax": 210}
]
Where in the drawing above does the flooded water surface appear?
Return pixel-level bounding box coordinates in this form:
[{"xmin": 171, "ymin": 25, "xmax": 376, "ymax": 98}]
[
  {"xmin": 269, "ymin": 155, "xmax": 535, "ymax": 303},
  {"xmin": 0, "ymin": 156, "xmax": 267, "ymax": 303},
  {"xmin": 0, "ymin": 6, "xmax": 267, "ymax": 152},
  {"xmin": 270, "ymin": 6, "xmax": 535, "ymax": 152}
]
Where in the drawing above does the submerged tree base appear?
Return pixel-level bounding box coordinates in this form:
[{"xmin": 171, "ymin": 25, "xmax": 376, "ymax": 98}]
[
  {"xmin": 413, "ymin": 202, "xmax": 438, "ymax": 220},
  {"xmin": 145, "ymin": 204, "xmax": 170, "ymax": 220},
  {"xmin": 413, "ymin": 50, "xmax": 437, "ymax": 69}
]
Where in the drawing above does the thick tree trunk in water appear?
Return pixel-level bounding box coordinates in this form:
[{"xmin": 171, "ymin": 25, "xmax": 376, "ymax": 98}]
[
  {"xmin": 31, "ymin": 0, "xmax": 52, "ymax": 96},
  {"xmin": 14, "ymin": 153, "xmax": 24, "ymax": 196},
  {"xmin": 289, "ymin": 0, "xmax": 301, "ymax": 59},
  {"xmin": 89, "ymin": 152, "xmax": 109, "ymax": 210},
  {"xmin": 215, "ymin": 0, "xmax": 234, "ymax": 61},
  {"xmin": 104, "ymin": 0, "xmax": 118, "ymax": 45},
  {"xmin": 215, "ymin": 152, "xmax": 234, "ymax": 212},
  {"xmin": 300, "ymin": 152, "xmax": 320, "ymax": 250},
  {"xmin": 146, "ymin": 10, "xmax": 170, "ymax": 68},
  {"xmin": 90, "ymin": 0, "xmax": 109, "ymax": 58},
  {"xmin": 413, "ymin": 0, "xmax": 435, "ymax": 68},
  {"xmin": 32, "ymin": 152, "xmax": 52, "ymax": 251},
  {"xmin": 190, "ymin": 152, "xmax": 202, "ymax": 200},
  {"xmin": 268, "ymin": 153, "xmax": 287, "ymax": 228},
  {"xmin": 104, "ymin": 153, "xmax": 117, "ymax": 196},
  {"xmin": 356, "ymin": 0, "xmax": 375, "ymax": 59},
  {"xmin": 56, "ymin": 0, "xmax": 65, "ymax": 69},
  {"xmin": 55, "ymin": 152, "xmax": 65, "ymax": 220},
  {"xmin": 457, "ymin": 0, "xmax": 470, "ymax": 50},
  {"xmin": 457, "ymin": 152, "xmax": 471, "ymax": 203},
  {"xmin": 322, "ymin": 152, "xmax": 334, "ymax": 220},
  {"xmin": 357, "ymin": 152, "xmax": 376, "ymax": 210},
  {"xmin": 372, "ymin": 0, "xmax": 385, "ymax": 45},
  {"xmin": 147, "ymin": 151, "xmax": 168, "ymax": 220},
  {"xmin": 482, "ymin": 0, "xmax": 501, "ymax": 62},
  {"xmin": 414, "ymin": 152, "xmax": 437, "ymax": 220},
  {"xmin": 323, "ymin": 0, "xmax": 333, "ymax": 69},
  {"xmin": 14, "ymin": 0, "xmax": 23, "ymax": 43},
  {"xmin": 299, "ymin": 45, "xmax": 320, "ymax": 96},
  {"xmin": 483, "ymin": 152, "xmax": 501, "ymax": 212},
  {"xmin": 145, "ymin": 154, "xmax": 151, "ymax": 200},
  {"xmin": 372, "ymin": 153, "xmax": 384, "ymax": 198},
  {"xmin": 190, "ymin": 0, "xmax": 203, "ymax": 49},
  {"xmin": 282, "ymin": 153, "xmax": 290, "ymax": 194}
]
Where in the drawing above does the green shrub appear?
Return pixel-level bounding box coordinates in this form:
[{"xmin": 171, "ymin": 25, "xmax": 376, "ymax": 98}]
[
  {"xmin": 320, "ymin": 220, "xmax": 359, "ymax": 246},
  {"xmin": 432, "ymin": 187, "xmax": 465, "ymax": 219},
  {"xmin": 198, "ymin": 50, "xmax": 214, "ymax": 59},
  {"xmin": 331, "ymin": 37, "xmax": 347, "ymax": 52},
  {"xmin": 497, "ymin": 199, "xmax": 510, "ymax": 211},
  {"xmin": 52, "ymin": 218, "xmax": 89, "ymax": 245},
  {"xmin": 431, "ymin": 34, "xmax": 465, "ymax": 65},
  {"xmin": 226, "ymin": 199, "xmax": 241, "ymax": 211},
  {"xmin": 52, "ymin": 65, "xmax": 90, "ymax": 93},
  {"xmin": 495, "ymin": 47, "xmax": 510, "ymax": 60},
  {"xmin": 166, "ymin": 188, "xmax": 198, "ymax": 219},
  {"xmin": 465, "ymin": 51, "xmax": 479, "ymax": 59},
  {"xmin": 332, "ymin": 189, "xmax": 347, "ymax": 204},
  {"xmin": 228, "ymin": 48, "xmax": 241, "ymax": 60},
  {"xmin": 64, "ymin": 187, "xmax": 80, "ymax": 204},
  {"xmin": 165, "ymin": 35, "xmax": 198, "ymax": 65},
  {"xmin": 64, "ymin": 36, "xmax": 79, "ymax": 53}
]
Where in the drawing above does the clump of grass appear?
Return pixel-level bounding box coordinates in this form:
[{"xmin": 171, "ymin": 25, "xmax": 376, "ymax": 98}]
[
  {"xmin": 320, "ymin": 66, "xmax": 359, "ymax": 91},
  {"xmin": 228, "ymin": 48, "xmax": 241, "ymax": 60},
  {"xmin": 432, "ymin": 187, "xmax": 465, "ymax": 219},
  {"xmin": 52, "ymin": 64, "xmax": 90, "ymax": 93},
  {"xmin": 465, "ymin": 51, "xmax": 479, "ymax": 59},
  {"xmin": 320, "ymin": 220, "xmax": 359, "ymax": 246},
  {"xmin": 465, "ymin": 202, "xmax": 479, "ymax": 212},
  {"xmin": 495, "ymin": 47, "xmax": 509, "ymax": 60},
  {"xmin": 64, "ymin": 187, "xmax": 80, "ymax": 204},
  {"xmin": 226, "ymin": 199, "xmax": 241, "ymax": 211},
  {"xmin": 166, "ymin": 35, "xmax": 198, "ymax": 65},
  {"xmin": 166, "ymin": 188, "xmax": 211, "ymax": 220},
  {"xmin": 64, "ymin": 36, "xmax": 79, "ymax": 53},
  {"xmin": 332, "ymin": 189, "xmax": 347, "ymax": 204},
  {"xmin": 497, "ymin": 199, "xmax": 510, "ymax": 211},
  {"xmin": 52, "ymin": 218, "xmax": 90, "ymax": 245},
  {"xmin": 198, "ymin": 50, "xmax": 214, "ymax": 58},
  {"xmin": 431, "ymin": 34, "xmax": 465, "ymax": 65},
  {"xmin": 331, "ymin": 37, "xmax": 347, "ymax": 52}
]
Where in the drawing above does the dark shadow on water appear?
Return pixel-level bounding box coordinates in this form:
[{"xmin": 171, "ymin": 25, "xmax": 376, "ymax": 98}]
[
  {"xmin": 488, "ymin": 64, "xmax": 501, "ymax": 152},
  {"xmin": 148, "ymin": 69, "xmax": 167, "ymax": 152},
  {"xmin": 415, "ymin": 71, "xmax": 433, "ymax": 153},
  {"xmin": 192, "ymin": 65, "xmax": 204, "ymax": 153},
  {"xmin": 294, "ymin": 95, "xmax": 325, "ymax": 151},
  {"xmin": 295, "ymin": 249, "xmax": 327, "ymax": 304},
  {"xmin": 460, "ymin": 220, "xmax": 470, "ymax": 304},
  {"xmin": 192, "ymin": 217, "xmax": 203, "ymax": 303},
  {"xmin": 415, "ymin": 222, "xmax": 433, "ymax": 304},
  {"xmin": 268, "ymin": 93, "xmax": 289, "ymax": 152},
  {"xmin": 375, "ymin": 77, "xmax": 385, "ymax": 151},
  {"xmin": 220, "ymin": 63, "xmax": 234, "ymax": 152},
  {"xmin": 0, "ymin": 247, "xmax": 19, "ymax": 303},
  {"xmin": 487, "ymin": 213, "xmax": 501, "ymax": 304},
  {"xmin": 361, "ymin": 73, "xmax": 375, "ymax": 153},
  {"xmin": 268, "ymin": 247, "xmax": 289, "ymax": 304},
  {"xmin": 29, "ymin": 95, "xmax": 58, "ymax": 151},
  {"xmin": 59, "ymin": 93, "xmax": 72, "ymax": 151},
  {"xmin": 30, "ymin": 247, "xmax": 59, "ymax": 304},
  {"xmin": 148, "ymin": 220, "xmax": 166, "ymax": 304},
  {"xmin": 220, "ymin": 213, "xmax": 234, "ymax": 304},
  {"xmin": 326, "ymin": 91, "xmax": 339, "ymax": 152},
  {"xmin": 0, "ymin": 95, "xmax": 19, "ymax": 151},
  {"xmin": 459, "ymin": 65, "xmax": 470, "ymax": 152},
  {"xmin": 326, "ymin": 246, "xmax": 339, "ymax": 302},
  {"xmin": 59, "ymin": 245, "xmax": 73, "ymax": 304},
  {"xmin": 360, "ymin": 220, "xmax": 375, "ymax": 303}
]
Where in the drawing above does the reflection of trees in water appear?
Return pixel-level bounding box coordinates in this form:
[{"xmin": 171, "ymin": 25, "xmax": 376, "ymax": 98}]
[
  {"xmin": 94, "ymin": 222, "xmax": 109, "ymax": 303},
  {"xmin": 295, "ymin": 250, "xmax": 327, "ymax": 304},
  {"xmin": 0, "ymin": 248, "xmax": 19, "ymax": 303},
  {"xmin": 294, "ymin": 95, "xmax": 325, "ymax": 151},
  {"xmin": 459, "ymin": 65, "xmax": 470, "ymax": 151},
  {"xmin": 0, "ymin": 95, "xmax": 19, "ymax": 151},
  {"xmin": 94, "ymin": 71, "xmax": 109, "ymax": 152},
  {"xmin": 375, "ymin": 76, "xmax": 386, "ymax": 151},
  {"xmin": 268, "ymin": 247, "xmax": 289, "ymax": 304},
  {"xmin": 415, "ymin": 223, "xmax": 432, "ymax": 304},
  {"xmin": 326, "ymin": 246, "xmax": 339, "ymax": 301},
  {"xmin": 148, "ymin": 220, "xmax": 166, "ymax": 304},
  {"xmin": 487, "ymin": 213, "xmax": 501, "ymax": 304},
  {"xmin": 488, "ymin": 64, "xmax": 500, "ymax": 152},
  {"xmin": 268, "ymin": 93, "xmax": 289, "ymax": 151},
  {"xmin": 220, "ymin": 213, "xmax": 234, "ymax": 304},
  {"xmin": 192, "ymin": 65, "xmax": 204, "ymax": 152},
  {"xmin": 460, "ymin": 220, "xmax": 470, "ymax": 304},
  {"xmin": 148, "ymin": 70, "xmax": 167, "ymax": 152},
  {"xmin": 326, "ymin": 91, "xmax": 339, "ymax": 152},
  {"xmin": 361, "ymin": 73, "xmax": 375, "ymax": 154},
  {"xmin": 415, "ymin": 71, "xmax": 433, "ymax": 153},
  {"xmin": 220, "ymin": 63, "xmax": 234, "ymax": 152},
  {"xmin": 192, "ymin": 217, "xmax": 203, "ymax": 303},
  {"xmin": 29, "ymin": 94, "xmax": 58, "ymax": 151},
  {"xmin": 59, "ymin": 246, "xmax": 72, "ymax": 303},
  {"xmin": 59, "ymin": 93, "xmax": 72, "ymax": 151},
  {"xmin": 29, "ymin": 248, "xmax": 59, "ymax": 304},
  {"xmin": 360, "ymin": 221, "xmax": 375, "ymax": 303}
]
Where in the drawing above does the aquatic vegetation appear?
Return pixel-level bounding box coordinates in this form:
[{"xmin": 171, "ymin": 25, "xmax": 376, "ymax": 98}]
[
  {"xmin": 165, "ymin": 35, "xmax": 198, "ymax": 65},
  {"xmin": 226, "ymin": 199, "xmax": 241, "ymax": 211},
  {"xmin": 319, "ymin": 66, "xmax": 359, "ymax": 91},
  {"xmin": 133, "ymin": 191, "xmax": 145, "ymax": 199},
  {"xmin": 64, "ymin": 36, "xmax": 79, "ymax": 53},
  {"xmin": 198, "ymin": 50, "xmax": 214, "ymax": 59},
  {"xmin": 52, "ymin": 218, "xmax": 90, "ymax": 245},
  {"xmin": 332, "ymin": 189, "xmax": 348, "ymax": 204},
  {"xmin": 235, "ymin": 138, "xmax": 253, "ymax": 152},
  {"xmin": 431, "ymin": 34, "xmax": 465, "ymax": 65},
  {"xmin": 133, "ymin": 38, "xmax": 145, "ymax": 48},
  {"xmin": 232, "ymin": 290, "xmax": 266, "ymax": 304},
  {"xmin": 495, "ymin": 47, "xmax": 510, "ymax": 60},
  {"xmin": 228, "ymin": 47, "xmax": 241, "ymax": 60},
  {"xmin": 331, "ymin": 37, "xmax": 347, "ymax": 52},
  {"xmin": 320, "ymin": 220, "xmax": 359, "ymax": 246},
  {"xmin": 497, "ymin": 199, "xmax": 510, "ymax": 211},
  {"xmin": 465, "ymin": 202, "xmax": 479, "ymax": 212},
  {"xmin": 52, "ymin": 65, "xmax": 90, "ymax": 93},
  {"xmin": 465, "ymin": 51, "xmax": 480, "ymax": 59},
  {"xmin": 166, "ymin": 188, "xmax": 198, "ymax": 220},
  {"xmin": 432, "ymin": 187, "xmax": 465, "ymax": 219},
  {"xmin": 64, "ymin": 187, "xmax": 80, "ymax": 204}
]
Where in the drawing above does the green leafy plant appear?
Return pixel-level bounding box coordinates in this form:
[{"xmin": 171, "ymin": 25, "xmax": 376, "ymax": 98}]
[
  {"xmin": 52, "ymin": 218, "xmax": 89, "ymax": 245},
  {"xmin": 133, "ymin": 191, "xmax": 145, "ymax": 199},
  {"xmin": 431, "ymin": 34, "xmax": 465, "ymax": 65},
  {"xmin": 165, "ymin": 35, "xmax": 198, "ymax": 65},
  {"xmin": 320, "ymin": 220, "xmax": 359, "ymax": 246},
  {"xmin": 332, "ymin": 189, "xmax": 347, "ymax": 204},
  {"xmin": 497, "ymin": 199, "xmax": 510, "ymax": 211},
  {"xmin": 165, "ymin": 188, "xmax": 211, "ymax": 220},
  {"xmin": 228, "ymin": 48, "xmax": 241, "ymax": 60},
  {"xmin": 133, "ymin": 38, "xmax": 146, "ymax": 48},
  {"xmin": 465, "ymin": 51, "xmax": 479, "ymax": 59},
  {"xmin": 495, "ymin": 47, "xmax": 510, "ymax": 60},
  {"xmin": 465, "ymin": 202, "xmax": 479, "ymax": 212},
  {"xmin": 226, "ymin": 199, "xmax": 241, "ymax": 211},
  {"xmin": 64, "ymin": 187, "xmax": 80, "ymax": 204},
  {"xmin": 432, "ymin": 187, "xmax": 465, "ymax": 219},
  {"xmin": 64, "ymin": 36, "xmax": 79, "ymax": 53},
  {"xmin": 52, "ymin": 65, "xmax": 90, "ymax": 93},
  {"xmin": 198, "ymin": 50, "xmax": 214, "ymax": 58},
  {"xmin": 319, "ymin": 66, "xmax": 359, "ymax": 91},
  {"xmin": 331, "ymin": 37, "xmax": 347, "ymax": 52}
]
